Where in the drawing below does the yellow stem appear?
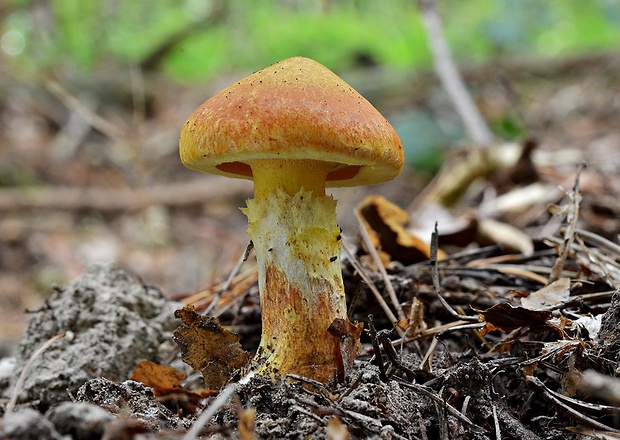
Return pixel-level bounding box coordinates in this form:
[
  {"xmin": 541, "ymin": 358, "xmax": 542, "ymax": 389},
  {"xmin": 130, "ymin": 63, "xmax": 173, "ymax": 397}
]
[{"xmin": 243, "ymin": 159, "xmax": 348, "ymax": 383}]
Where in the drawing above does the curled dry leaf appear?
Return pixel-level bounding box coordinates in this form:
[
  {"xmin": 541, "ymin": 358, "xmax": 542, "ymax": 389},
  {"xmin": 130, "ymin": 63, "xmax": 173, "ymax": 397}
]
[
  {"xmin": 173, "ymin": 305, "xmax": 251, "ymax": 389},
  {"xmin": 356, "ymin": 195, "xmax": 444, "ymax": 265},
  {"xmin": 477, "ymin": 218, "xmax": 534, "ymax": 255},
  {"xmin": 327, "ymin": 318, "xmax": 364, "ymax": 382}
]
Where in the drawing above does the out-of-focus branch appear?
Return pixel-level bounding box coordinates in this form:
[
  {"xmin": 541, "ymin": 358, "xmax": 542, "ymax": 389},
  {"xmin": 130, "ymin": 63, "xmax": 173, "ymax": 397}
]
[
  {"xmin": 418, "ymin": 0, "xmax": 494, "ymax": 147},
  {"xmin": 410, "ymin": 0, "xmax": 509, "ymax": 209},
  {"xmin": 46, "ymin": 79, "xmax": 126, "ymax": 143},
  {"xmin": 0, "ymin": 179, "xmax": 251, "ymax": 212}
]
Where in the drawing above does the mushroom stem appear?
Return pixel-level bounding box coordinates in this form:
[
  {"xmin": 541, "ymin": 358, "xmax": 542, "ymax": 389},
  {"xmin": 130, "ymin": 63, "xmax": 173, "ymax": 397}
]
[{"xmin": 243, "ymin": 159, "xmax": 347, "ymax": 382}]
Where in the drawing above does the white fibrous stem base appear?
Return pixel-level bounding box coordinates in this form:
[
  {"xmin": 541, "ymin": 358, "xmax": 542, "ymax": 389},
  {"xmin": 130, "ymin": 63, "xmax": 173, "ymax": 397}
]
[{"xmin": 244, "ymin": 187, "xmax": 347, "ymax": 382}]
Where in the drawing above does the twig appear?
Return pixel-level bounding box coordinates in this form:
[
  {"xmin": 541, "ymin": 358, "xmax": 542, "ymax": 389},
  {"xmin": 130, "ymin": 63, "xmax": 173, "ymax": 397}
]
[
  {"xmin": 526, "ymin": 375, "xmax": 620, "ymax": 433},
  {"xmin": 391, "ymin": 319, "xmax": 476, "ymax": 346},
  {"xmin": 338, "ymin": 371, "xmax": 363, "ymax": 400},
  {"xmin": 417, "ymin": 0, "xmax": 494, "ymax": 147},
  {"xmin": 548, "ymin": 162, "xmax": 586, "ymax": 283},
  {"xmin": 46, "ymin": 79, "xmax": 126, "ymax": 142},
  {"xmin": 430, "ymin": 223, "xmax": 478, "ymax": 322},
  {"xmin": 355, "ymin": 210, "xmax": 406, "ymax": 322},
  {"xmin": 492, "ymin": 403, "xmax": 501, "ymax": 440},
  {"xmin": 378, "ymin": 330, "xmax": 417, "ymax": 381},
  {"xmin": 182, "ymin": 371, "xmax": 256, "ymax": 440},
  {"xmin": 367, "ymin": 315, "xmax": 387, "ymax": 381},
  {"xmin": 178, "ymin": 266, "xmax": 259, "ymax": 333},
  {"xmin": 398, "ymin": 380, "xmax": 486, "ymax": 433},
  {"xmin": 204, "ymin": 241, "xmax": 254, "ymax": 315},
  {"xmin": 342, "ymin": 242, "xmax": 401, "ymax": 332},
  {"xmin": 286, "ymin": 374, "xmax": 331, "ymax": 399},
  {"xmin": 5, "ymin": 332, "xmax": 66, "ymax": 414},
  {"xmin": 575, "ymin": 235, "xmax": 618, "ymax": 289},
  {"xmin": 418, "ymin": 337, "xmax": 438, "ymax": 372},
  {"xmin": 576, "ymin": 228, "xmax": 620, "ymax": 259},
  {"xmin": 290, "ymin": 404, "xmax": 326, "ymax": 424}
]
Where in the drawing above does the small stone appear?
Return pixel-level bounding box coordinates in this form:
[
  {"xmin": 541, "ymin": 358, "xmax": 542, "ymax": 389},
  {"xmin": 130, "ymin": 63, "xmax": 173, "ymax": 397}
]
[
  {"xmin": 46, "ymin": 401, "xmax": 113, "ymax": 440},
  {"xmin": 0, "ymin": 408, "xmax": 64, "ymax": 440}
]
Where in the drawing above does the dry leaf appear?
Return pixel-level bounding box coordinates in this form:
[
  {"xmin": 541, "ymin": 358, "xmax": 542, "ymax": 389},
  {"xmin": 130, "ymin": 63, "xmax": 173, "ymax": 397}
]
[
  {"xmin": 573, "ymin": 314, "xmax": 603, "ymax": 341},
  {"xmin": 357, "ymin": 195, "xmax": 445, "ymax": 265},
  {"xmin": 520, "ymin": 362, "xmax": 538, "ymax": 377},
  {"xmin": 408, "ymin": 202, "xmax": 476, "ymax": 247},
  {"xmin": 238, "ymin": 407, "xmax": 256, "ymax": 440},
  {"xmin": 521, "ymin": 278, "xmax": 570, "ymax": 310},
  {"xmin": 173, "ymin": 305, "xmax": 251, "ymax": 389},
  {"xmin": 477, "ymin": 218, "xmax": 534, "ymax": 255},
  {"xmin": 131, "ymin": 360, "xmax": 186, "ymax": 396},
  {"xmin": 328, "ymin": 318, "xmax": 363, "ymax": 382},
  {"xmin": 475, "ymin": 302, "xmax": 551, "ymax": 336},
  {"xmin": 397, "ymin": 297, "xmax": 426, "ymax": 334},
  {"xmin": 327, "ymin": 416, "xmax": 350, "ymax": 440},
  {"xmin": 130, "ymin": 359, "xmax": 208, "ymax": 414}
]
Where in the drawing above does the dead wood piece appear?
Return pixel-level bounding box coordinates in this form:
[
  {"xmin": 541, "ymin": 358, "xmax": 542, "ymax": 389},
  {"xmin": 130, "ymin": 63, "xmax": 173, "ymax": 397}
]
[
  {"xmin": 494, "ymin": 404, "xmax": 543, "ymax": 440},
  {"xmin": 418, "ymin": 0, "xmax": 494, "ymax": 147}
]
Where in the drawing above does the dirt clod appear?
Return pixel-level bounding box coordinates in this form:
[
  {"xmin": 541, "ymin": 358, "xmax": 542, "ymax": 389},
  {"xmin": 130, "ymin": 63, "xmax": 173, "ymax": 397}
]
[{"xmin": 2, "ymin": 264, "xmax": 181, "ymax": 408}]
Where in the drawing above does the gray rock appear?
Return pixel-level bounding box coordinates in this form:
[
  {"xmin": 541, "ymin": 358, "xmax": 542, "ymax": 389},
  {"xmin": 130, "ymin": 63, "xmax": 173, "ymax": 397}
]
[
  {"xmin": 46, "ymin": 401, "xmax": 113, "ymax": 440},
  {"xmin": 0, "ymin": 408, "xmax": 65, "ymax": 440},
  {"xmin": 5, "ymin": 264, "xmax": 180, "ymax": 407}
]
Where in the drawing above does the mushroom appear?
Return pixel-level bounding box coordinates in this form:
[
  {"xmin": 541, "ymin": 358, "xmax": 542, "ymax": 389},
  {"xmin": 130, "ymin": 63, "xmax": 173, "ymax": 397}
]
[{"xmin": 179, "ymin": 56, "xmax": 403, "ymax": 383}]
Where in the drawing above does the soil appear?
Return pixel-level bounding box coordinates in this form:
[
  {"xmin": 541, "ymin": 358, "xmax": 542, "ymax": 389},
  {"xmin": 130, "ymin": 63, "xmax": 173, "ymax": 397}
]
[{"xmin": 1, "ymin": 53, "xmax": 620, "ymax": 438}]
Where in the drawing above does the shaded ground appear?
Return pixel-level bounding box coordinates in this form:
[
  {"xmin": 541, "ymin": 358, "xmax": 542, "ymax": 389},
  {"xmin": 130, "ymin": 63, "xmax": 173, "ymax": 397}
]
[{"xmin": 1, "ymin": 52, "xmax": 620, "ymax": 438}]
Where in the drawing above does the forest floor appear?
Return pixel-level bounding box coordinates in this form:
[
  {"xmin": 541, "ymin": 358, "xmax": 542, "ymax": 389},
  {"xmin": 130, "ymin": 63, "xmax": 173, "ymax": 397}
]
[{"xmin": 1, "ymin": 52, "xmax": 620, "ymax": 439}]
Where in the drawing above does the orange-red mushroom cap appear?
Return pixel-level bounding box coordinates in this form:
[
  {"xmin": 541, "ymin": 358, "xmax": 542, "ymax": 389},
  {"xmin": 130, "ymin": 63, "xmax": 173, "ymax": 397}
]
[{"xmin": 179, "ymin": 57, "xmax": 404, "ymax": 187}]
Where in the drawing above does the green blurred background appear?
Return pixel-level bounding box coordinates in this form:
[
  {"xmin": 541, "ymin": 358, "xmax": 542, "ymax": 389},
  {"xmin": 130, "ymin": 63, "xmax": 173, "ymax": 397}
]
[
  {"xmin": 2, "ymin": 0, "xmax": 619, "ymax": 171},
  {"xmin": 3, "ymin": 0, "xmax": 619, "ymax": 80}
]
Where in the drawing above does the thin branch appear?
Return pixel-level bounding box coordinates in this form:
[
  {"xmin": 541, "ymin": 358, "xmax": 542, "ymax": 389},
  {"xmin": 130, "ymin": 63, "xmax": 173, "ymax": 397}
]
[
  {"xmin": 182, "ymin": 371, "xmax": 256, "ymax": 440},
  {"xmin": 418, "ymin": 0, "xmax": 494, "ymax": 147},
  {"xmin": 0, "ymin": 179, "xmax": 251, "ymax": 212},
  {"xmin": 355, "ymin": 210, "xmax": 406, "ymax": 322},
  {"xmin": 204, "ymin": 240, "xmax": 254, "ymax": 315},
  {"xmin": 6, "ymin": 332, "xmax": 66, "ymax": 414},
  {"xmin": 342, "ymin": 242, "xmax": 403, "ymax": 334},
  {"xmin": 398, "ymin": 380, "xmax": 486, "ymax": 433},
  {"xmin": 46, "ymin": 79, "xmax": 126, "ymax": 142},
  {"xmin": 367, "ymin": 315, "xmax": 388, "ymax": 381},
  {"xmin": 526, "ymin": 375, "xmax": 620, "ymax": 433},
  {"xmin": 548, "ymin": 162, "xmax": 586, "ymax": 283},
  {"xmin": 430, "ymin": 223, "xmax": 478, "ymax": 322}
]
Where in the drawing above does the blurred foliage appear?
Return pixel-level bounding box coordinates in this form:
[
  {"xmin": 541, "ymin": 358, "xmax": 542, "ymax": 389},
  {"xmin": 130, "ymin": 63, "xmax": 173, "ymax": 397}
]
[
  {"xmin": 1, "ymin": 0, "xmax": 619, "ymax": 171},
  {"xmin": 1, "ymin": 0, "xmax": 619, "ymax": 82}
]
